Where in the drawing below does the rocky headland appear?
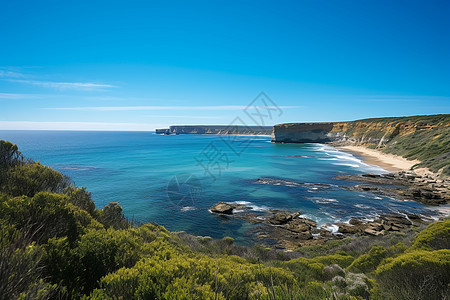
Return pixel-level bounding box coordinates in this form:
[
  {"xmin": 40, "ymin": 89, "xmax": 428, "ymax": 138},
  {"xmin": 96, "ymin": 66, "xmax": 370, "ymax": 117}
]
[
  {"xmin": 156, "ymin": 125, "xmax": 273, "ymax": 135},
  {"xmin": 272, "ymin": 114, "xmax": 450, "ymax": 177}
]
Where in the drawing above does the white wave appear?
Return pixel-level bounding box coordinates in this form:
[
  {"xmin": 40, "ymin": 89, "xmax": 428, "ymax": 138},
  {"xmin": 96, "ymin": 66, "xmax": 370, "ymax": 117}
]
[
  {"xmin": 321, "ymin": 224, "xmax": 339, "ymax": 233},
  {"xmin": 313, "ymin": 198, "xmax": 339, "ymax": 204},
  {"xmin": 315, "ymin": 144, "xmax": 386, "ymax": 172},
  {"xmin": 180, "ymin": 206, "xmax": 196, "ymax": 212},
  {"xmin": 426, "ymin": 204, "xmax": 450, "ymax": 217},
  {"xmin": 332, "ymin": 163, "xmax": 361, "ymax": 168},
  {"xmin": 354, "ymin": 204, "xmax": 373, "ymax": 209},
  {"xmin": 231, "ymin": 201, "xmax": 269, "ymax": 212}
]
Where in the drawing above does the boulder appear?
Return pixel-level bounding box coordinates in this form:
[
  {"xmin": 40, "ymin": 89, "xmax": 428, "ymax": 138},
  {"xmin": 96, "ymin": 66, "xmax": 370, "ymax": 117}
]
[
  {"xmin": 284, "ymin": 219, "xmax": 310, "ymax": 233},
  {"xmin": 210, "ymin": 202, "xmax": 234, "ymax": 214},
  {"xmin": 349, "ymin": 218, "xmax": 363, "ymax": 225},
  {"xmin": 320, "ymin": 230, "xmax": 334, "ymax": 238},
  {"xmin": 337, "ymin": 223, "xmax": 362, "ymax": 234},
  {"xmin": 267, "ymin": 211, "xmax": 300, "ymax": 225},
  {"xmin": 364, "ymin": 228, "xmax": 384, "ymax": 236},
  {"xmin": 367, "ymin": 222, "xmax": 383, "ymax": 231},
  {"xmin": 295, "ymin": 231, "xmax": 313, "ymax": 240},
  {"xmin": 380, "ymin": 214, "xmax": 412, "ymax": 226}
]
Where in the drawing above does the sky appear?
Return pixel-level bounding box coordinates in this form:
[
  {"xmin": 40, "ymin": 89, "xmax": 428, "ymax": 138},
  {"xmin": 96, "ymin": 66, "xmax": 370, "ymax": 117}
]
[{"xmin": 0, "ymin": 0, "xmax": 449, "ymax": 131}]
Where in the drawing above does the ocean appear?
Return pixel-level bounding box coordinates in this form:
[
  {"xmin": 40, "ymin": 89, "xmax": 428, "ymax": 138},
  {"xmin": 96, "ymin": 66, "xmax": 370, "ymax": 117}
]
[{"xmin": 0, "ymin": 130, "xmax": 437, "ymax": 244}]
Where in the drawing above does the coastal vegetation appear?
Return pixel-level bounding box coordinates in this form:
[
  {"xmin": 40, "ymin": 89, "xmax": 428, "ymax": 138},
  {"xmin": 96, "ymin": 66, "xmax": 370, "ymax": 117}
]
[
  {"xmin": 273, "ymin": 114, "xmax": 450, "ymax": 176},
  {"xmin": 1, "ymin": 140, "xmax": 449, "ymax": 299},
  {"xmin": 351, "ymin": 115, "xmax": 450, "ymax": 175}
]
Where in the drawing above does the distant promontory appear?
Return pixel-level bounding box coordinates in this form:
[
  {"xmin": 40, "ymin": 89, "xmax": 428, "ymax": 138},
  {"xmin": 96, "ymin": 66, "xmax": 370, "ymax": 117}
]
[{"xmin": 156, "ymin": 125, "xmax": 273, "ymax": 135}]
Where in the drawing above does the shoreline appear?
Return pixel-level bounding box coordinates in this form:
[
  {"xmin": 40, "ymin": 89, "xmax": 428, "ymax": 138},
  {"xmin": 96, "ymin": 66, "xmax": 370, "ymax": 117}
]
[{"xmin": 336, "ymin": 145, "xmax": 421, "ymax": 172}]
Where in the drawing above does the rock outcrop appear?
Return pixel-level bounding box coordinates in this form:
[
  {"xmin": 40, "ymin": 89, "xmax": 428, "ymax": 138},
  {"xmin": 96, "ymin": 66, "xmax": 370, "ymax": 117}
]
[
  {"xmin": 209, "ymin": 201, "xmax": 429, "ymax": 250},
  {"xmin": 271, "ymin": 115, "xmax": 449, "ymax": 146},
  {"xmin": 163, "ymin": 125, "xmax": 273, "ymax": 135},
  {"xmin": 155, "ymin": 128, "xmax": 170, "ymax": 134},
  {"xmin": 335, "ymin": 171, "xmax": 450, "ymax": 205},
  {"xmin": 209, "ymin": 202, "xmax": 249, "ymax": 215},
  {"xmin": 271, "ymin": 114, "xmax": 450, "ymax": 176}
]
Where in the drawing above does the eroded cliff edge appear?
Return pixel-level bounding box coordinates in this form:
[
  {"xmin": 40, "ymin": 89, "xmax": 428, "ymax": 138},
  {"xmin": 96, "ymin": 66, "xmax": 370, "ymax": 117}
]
[
  {"xmin": 272, "ymin": 114, "xmax": 450, "ymax": 176},
  {"xmin": 158, "ymin": 125, "xmax": 273, "ymax": 135}
]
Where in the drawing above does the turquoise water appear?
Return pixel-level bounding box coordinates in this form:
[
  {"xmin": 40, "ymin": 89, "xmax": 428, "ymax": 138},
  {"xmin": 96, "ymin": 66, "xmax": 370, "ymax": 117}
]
[{"xmin": 0, "ymin": 131, "xmax": 436, "ymax": 244}]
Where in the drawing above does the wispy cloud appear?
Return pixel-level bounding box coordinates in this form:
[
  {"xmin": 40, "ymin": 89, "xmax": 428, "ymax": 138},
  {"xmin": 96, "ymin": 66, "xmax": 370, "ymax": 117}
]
[
  {"xmin": 146, "ymin": 115, "xmax": 226, "ymax": 119},
  {"xmin": 0, "ymin": 70, "xmax": 24, "ymax": 78},
  {"xmin": 8, "ymin": 79, "xmax": 117, "ymax": 90},
  {"xmin": 45, "ymin": 105, "xmax": 301, "ymax": 111},
  {"xmin": 359, "ymin": 95, "xmax": 450, "ymax": 102},
  {"xmin": 0, "ymin": 93, "xmax": 32, "ymax": 99}
]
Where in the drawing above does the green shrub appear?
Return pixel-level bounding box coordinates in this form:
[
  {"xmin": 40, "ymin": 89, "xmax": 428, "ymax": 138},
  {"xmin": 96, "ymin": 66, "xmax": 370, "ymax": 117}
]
[
  {"xmin": 0, "ymin": 192, "xmax": 82, "ymax": 244},
  {"xmin": 311, "ymin": 253, "xmax": 354, "ymax": 269},
  {"xmin": 63, "ymin": 186, "xmax": 96, "ymax": 217},
  {"xmin": 99, "ymin": 202, "xmax": 129, "ymax": 229},
  {"xmin": 0, "ymin": 140, "xmax": 24, "ymax": 169},
  {"xmin": 0, "ymin": 240, "xmax": 58, "ymax": 299},
  {"xmin": 347, "ymin": 245, "xmax": 388, "ymax": 274},
  {"xmin": 375, "ymin": 249, "xmax": 450, "ymax": 300},
  {"xmin": 411, "ymin": 219, "xmax": 450, "ymax": 250},
  {"xmin": 95, "ymin": 253, "xmax": 296, "ymax": 300},
  {"xmin": 1, "ymin": 162, "xmax": 71, "ymax": 197}
]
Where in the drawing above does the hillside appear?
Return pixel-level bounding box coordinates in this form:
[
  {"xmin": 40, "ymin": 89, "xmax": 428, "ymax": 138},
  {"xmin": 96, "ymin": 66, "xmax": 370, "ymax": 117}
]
[{"xmin": 272, "ymin": 114, "xmax": 450, "ymax": 176}]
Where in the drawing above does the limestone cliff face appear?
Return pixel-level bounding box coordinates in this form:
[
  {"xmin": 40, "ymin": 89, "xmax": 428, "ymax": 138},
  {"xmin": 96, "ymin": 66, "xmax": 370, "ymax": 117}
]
[
  {"xmin": 155, "ymin": 128, "xmax": 170, "ymax": 134},
  {"xmin": 272, "ymin": 115, "xmax": 449, "ymax": 147},
  {"xmin": 168, "ymin": 125, "xmax": 273, "ymax": 135},
  {"xmin": 273, "ymin": 114, "xmax": 450, "ymax": 176},
  {"xmin": 271, "ymin": 123, "xmax": 337, "ymax": 143}
]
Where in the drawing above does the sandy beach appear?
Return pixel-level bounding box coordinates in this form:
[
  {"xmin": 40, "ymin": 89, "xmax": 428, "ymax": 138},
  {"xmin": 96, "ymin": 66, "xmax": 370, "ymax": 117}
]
[{"xmin": 337, "ymin": 145, "xmax": 421, "ymax": 172}]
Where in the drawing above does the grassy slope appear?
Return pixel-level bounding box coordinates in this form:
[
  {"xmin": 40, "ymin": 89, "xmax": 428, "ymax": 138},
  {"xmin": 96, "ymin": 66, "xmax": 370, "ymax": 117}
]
[{"xmin": 344, "ymin": 114, "xmax": 450, "ymax": 175}]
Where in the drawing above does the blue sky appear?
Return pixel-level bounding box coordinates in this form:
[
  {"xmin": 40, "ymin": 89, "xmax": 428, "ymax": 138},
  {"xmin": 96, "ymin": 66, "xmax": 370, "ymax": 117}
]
[{"xmin": 0, "ymin": 0, "xmax": 449, "ymax": 130}]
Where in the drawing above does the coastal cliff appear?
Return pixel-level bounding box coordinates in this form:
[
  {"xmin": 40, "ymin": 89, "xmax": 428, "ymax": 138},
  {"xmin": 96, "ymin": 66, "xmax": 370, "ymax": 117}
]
[
  {"xmin": 273, "ymin": 114, "xmax": 450, "ymax": 175},
  {"xmin": 158, "ymin": 125, "xmax": 273, "ymax": 135}
]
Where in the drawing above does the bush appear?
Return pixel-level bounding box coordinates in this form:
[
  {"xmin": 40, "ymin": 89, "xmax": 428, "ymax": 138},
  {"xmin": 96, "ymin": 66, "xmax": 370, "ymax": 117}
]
[
  {"xmin": 411, "ymin": 219, "xmax": 450, "ymax": 250},
  {"xmin": 95, "ymin": 253, "xmax": 296, "ymax": 300},
  {"xmin": 0, "ymin": 140, "xmax": 24, "ymax": 169},
  {"xmin": 1, "ymin": 162, "xmax": 71, "ymax": 197},
  {"xmin": 64, "ymin": 186, "xmax": 96, "ymax": 217},
  {"xmin": 375, "ymin": 249, "xmax": 450, "ymax": 300},
  {"xmin": 0, "ymin": 238, "xmax": 58, "ymax": 299},
  {"xmin": 311, "ymin": 253, "xmax": 354, "ymax": 269},
  {"xmin": 99, "ymin": 202, "xmax": 129, "ymax": 229},
  {"xmin": 347, "ymin": 245, "xmax": 388, "ymax": 274},
  {"xmin": 0, "ymin": 192, "xmax": 82, "ymax": 244}
]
